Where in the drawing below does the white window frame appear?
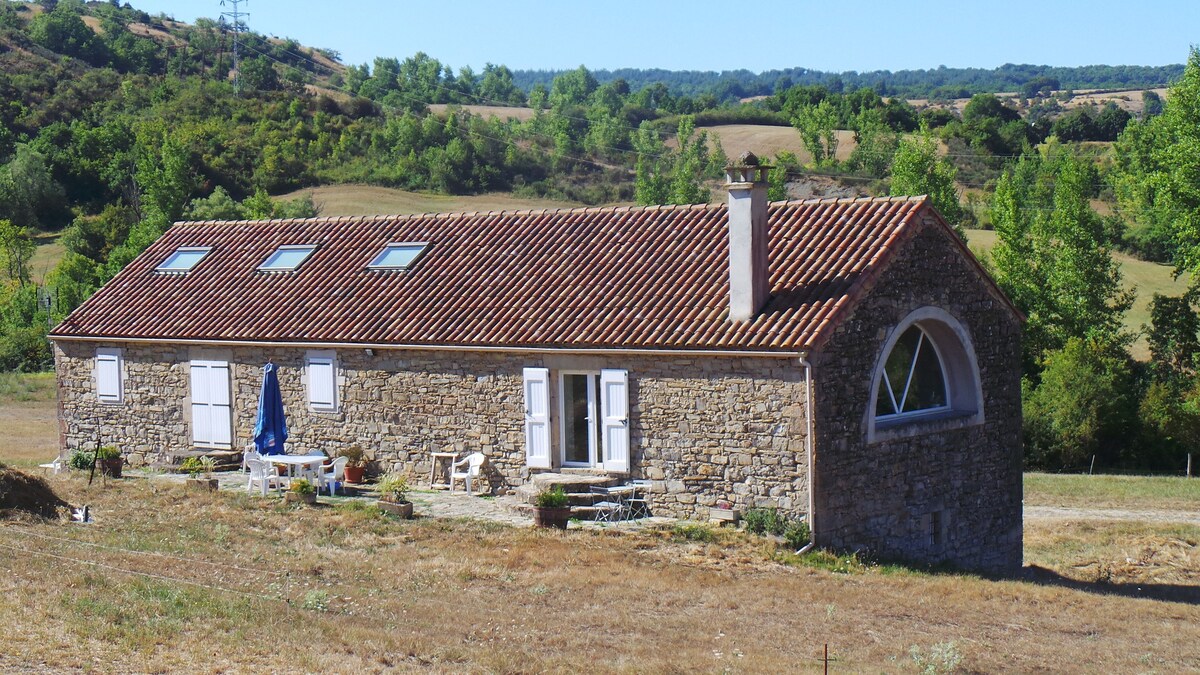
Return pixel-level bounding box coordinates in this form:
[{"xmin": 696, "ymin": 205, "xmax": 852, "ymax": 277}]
[
  {"xmin": 866, "ymin": 307, "xmax": 985, "ymax": 443},
  {"xmin": 155, "ymin": 246, "xmax": 212, "ymax": 274},
  {"xmin": 367, "ymin": 242, "xmax": 429, "ymax": 270},
  {"xmin": 95, "ymin": 347, "xmax": 124, "ymax": 405},
  {"xmin": 874, "ymin": 326, "xmax": 951, "ymax": 422},
  {"xmin": 258, "ymin": 244, "xmax": 318, "ymax": 272},
  {"xmin": 304, "ymin": 350, "xmax": 339, "ymax": 413}
]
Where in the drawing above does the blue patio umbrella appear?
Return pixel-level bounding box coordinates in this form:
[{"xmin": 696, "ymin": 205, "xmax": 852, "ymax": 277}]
[{"xmin": 253, "ymin": 362, "xmax": 288, "ymax": 455}]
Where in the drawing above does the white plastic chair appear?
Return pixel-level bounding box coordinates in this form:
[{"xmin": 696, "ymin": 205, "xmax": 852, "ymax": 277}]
[
  {"xmin": 448, "ymin": 452, "xmax": 487, "ymax": 495},
  {"xmin": 38, "ymin": 457, "xmax": 64, "ymax": 476},
  {"xmin": 316, "ymin": 456, "xmax": 348, "ymax": 496},
  {"xmin": 241, "ymin": 444, "xmax": 260, "ymax": 473},
  {"xmin": 245, "ymin": 458, "xmax": 284, "ymax": 497}
]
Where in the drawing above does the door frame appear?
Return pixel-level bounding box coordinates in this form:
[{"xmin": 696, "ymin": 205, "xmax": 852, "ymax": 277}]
[{"xmin": 558, "ymin": 370, "xmax": 600, "ymax": 468}]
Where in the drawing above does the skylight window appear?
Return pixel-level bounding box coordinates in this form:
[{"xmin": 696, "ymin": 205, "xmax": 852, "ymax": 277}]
[
  {"xmin": 258, "ymin": 245, "xmax": 317, "ymax": 272},
  {"xmin": 155, "ymin": 247, "xmax": 212, "ymax": 274},
  {"xmin": 368, "ymin": 243, "xmax": 428, "ymax": 270}
]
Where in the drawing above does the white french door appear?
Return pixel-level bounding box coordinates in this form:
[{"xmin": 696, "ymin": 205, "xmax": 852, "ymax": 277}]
[
  {"xmin": 190, "ymin": 359, "xmax": 232, "ymax": 448},
  {"xmin": 559, "ymin": 369, "xmax": 629, "ymax": 471},
  {"xmin": 560, "ymin": 372, "xmax": 598, "ymax": 467}
]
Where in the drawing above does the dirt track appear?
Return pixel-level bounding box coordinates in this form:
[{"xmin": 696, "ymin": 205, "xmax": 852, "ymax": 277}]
[{"xmin": 1027, "ymin": 505, "xmax": 1200, "ymax": 525}]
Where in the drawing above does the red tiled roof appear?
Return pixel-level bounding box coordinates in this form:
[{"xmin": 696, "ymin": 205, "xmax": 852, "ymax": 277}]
[{"xmin": 50, "ymin": 196, "xmax": 997, "ymax": 353}]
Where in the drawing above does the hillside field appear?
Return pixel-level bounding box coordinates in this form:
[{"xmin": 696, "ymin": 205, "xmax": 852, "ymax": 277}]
[{"xmin": 274, "ymin": 184, "xmax": 580, "ymax": 216}]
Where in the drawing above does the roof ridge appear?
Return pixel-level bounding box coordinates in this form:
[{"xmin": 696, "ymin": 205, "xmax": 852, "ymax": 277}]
[{"xmin": 170, "ymin": 200, "xmax": 727, "ymax": 228}]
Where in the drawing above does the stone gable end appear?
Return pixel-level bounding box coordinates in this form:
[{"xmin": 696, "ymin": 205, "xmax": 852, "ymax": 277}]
[{"xmin": 809, "ymin": 216, "xmax": 1023, "ymax": 573}]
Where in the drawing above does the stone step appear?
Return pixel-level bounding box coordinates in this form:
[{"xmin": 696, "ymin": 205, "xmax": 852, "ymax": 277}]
[
  {"xmin": 506, "ymin": 502, "xmax": 615, "ymax": 522},
  {"xmin": 527, "ymin": 471, "xmax": 620, "ymax": 495},
  {"xmin": 514, "ymin": 484, "xmax": 611, "ymax": 507},
  {"xmin": 152, "ymin": 449, "xmax": 244, "ymax": 473}
]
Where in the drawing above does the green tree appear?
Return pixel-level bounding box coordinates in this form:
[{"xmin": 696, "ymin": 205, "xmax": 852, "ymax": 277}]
[
  {"xmin": 1023, "ymin": 338, "xmax": 1138, "ymax": 470},
  {"xmin": 133, "ymin": 128, "xmax": 194, "ymax": 224},
  {"xmin": 791, "ymin": 99, "xmax": 839, "ymax": 167},
  {"xmin": 1147, "ymin": 293, "xmax": 1200, "ymax": 379},
  {"xmin": 0, "ymin": 220, "xmax": 34, "ymax": 286},
  {"xmin": 990, "ymin": 153, "xmax": 1134, "ymax": 371},
  {"xmin": 889, "ymin": 124, "xmax": 964, "ymax": 233},
  {"xmin": 27, "ymin": 0, "xmax": 109, "ymax": 66},
  {"xmin": 847, "ymin": 108, "xmax": 898, "ymax": 177},
  {"xmin": 1118, "ymin": 48, "xmax": 1200, "ymax": 279},
  {"xmin": 632, "ymin": 117, "xmax": 714, "ymax": 206}
]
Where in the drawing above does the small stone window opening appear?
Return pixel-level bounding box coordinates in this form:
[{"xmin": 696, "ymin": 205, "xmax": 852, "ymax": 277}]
[
  {"xmin": 928, "ymin": 510, "xmax": 943, "ymax": 547},
  {"xmin": 874, "ymin": 326, "xmax": 948, "ymax": 419}
]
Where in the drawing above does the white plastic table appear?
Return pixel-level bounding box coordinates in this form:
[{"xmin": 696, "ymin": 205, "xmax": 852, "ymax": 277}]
[{"xmin": 268, "ymin": 454, "xmax": 327, "ymax": 480}]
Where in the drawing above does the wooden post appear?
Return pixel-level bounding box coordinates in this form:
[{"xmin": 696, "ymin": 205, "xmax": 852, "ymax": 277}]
[{"xmin": 1188, "ymin": 453, "xmax": 1193, "ymax": 478}]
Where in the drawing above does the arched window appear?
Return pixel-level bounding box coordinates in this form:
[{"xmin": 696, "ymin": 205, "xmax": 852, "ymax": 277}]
[
  {"xmin": 874, "ymin": 326, "xmax": 948, "ymax": 419},
  {"xmin": 867, "ymin": 307, "xmax": 984, "ymax": 442}
]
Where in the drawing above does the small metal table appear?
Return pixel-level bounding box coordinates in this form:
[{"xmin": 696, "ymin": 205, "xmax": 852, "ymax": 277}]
[{"xmin": 428, "ymin": 452, "xmax": 458, "ymax": 489}]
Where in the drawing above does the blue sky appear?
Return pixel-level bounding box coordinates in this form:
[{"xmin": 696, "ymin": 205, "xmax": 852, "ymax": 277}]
[{"xmin": 132, "ymin": 1, "xmax": 1196, "ymax": 73}]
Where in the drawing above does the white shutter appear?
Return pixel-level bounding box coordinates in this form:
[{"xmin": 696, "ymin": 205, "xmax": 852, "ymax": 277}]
[
  {"xmin": 209, "ymin": 362, "xmax": 232, "ymax": 447},
  {"xmin": 600, "ymin": 369, "xmax": 630, "ymax": 473},
  {"xmin": 191, "ymin": 360, "xmax": 232, "ymax": 448},
  {"xmin": 190, "ymin": 362, "xmax": 211, "ymax": 445},
  {"xmin": 306, "ymin": 353, "xmax": 337, "ymax": 411},
  {"xmin": 96, "ymin": 348, "xmax": 122, "ymax": 404},
  {"xmin": 523, "ymin": 367, "xmax": 551, "ymax": 469}
]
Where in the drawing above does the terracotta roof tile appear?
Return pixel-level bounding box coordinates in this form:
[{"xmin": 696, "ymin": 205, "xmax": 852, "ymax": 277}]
[{"xmin": 51, "ymin": 196, "xmax": 968, "ymax": 352}]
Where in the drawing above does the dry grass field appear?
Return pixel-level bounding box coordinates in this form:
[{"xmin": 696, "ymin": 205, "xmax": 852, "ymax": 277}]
[
  {"xmin": 428, "ymin": 103, "xmax": 536, "ymax": 121},
  {"xmin": 684, "ymin": 125, "xmax": 857, "ymax": 165},
  {"xmin": 1, "ymin": 375, "xmax": 1199, "ymax": 672},
  {"xmin": 275, "ymin": 184, "xmax": 580, "ymax": 217}
]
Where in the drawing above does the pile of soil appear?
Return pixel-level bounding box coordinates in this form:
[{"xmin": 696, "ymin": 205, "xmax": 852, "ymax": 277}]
[{"xmin": 0, "ymin": 464, "xmax": 69, "ymax": 519}]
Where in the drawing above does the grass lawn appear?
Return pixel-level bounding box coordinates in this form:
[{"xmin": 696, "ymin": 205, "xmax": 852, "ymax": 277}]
[
  {"xmin": 1025, "ymin": 472, "xmax": 1200, "ymax": 510},
  {"xmin": 2, "ymin": 378, "xmax": 1199, "ymax": 671}
]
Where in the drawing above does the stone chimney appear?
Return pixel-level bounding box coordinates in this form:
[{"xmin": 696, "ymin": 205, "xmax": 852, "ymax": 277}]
[{"xmin": 724, "ymin": 151, "xmax": 771, "ymax": 322}]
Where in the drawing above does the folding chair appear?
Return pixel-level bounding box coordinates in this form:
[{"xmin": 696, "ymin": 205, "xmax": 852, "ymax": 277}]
[{"xmin": 590, "ymin": 486, "xmax": 626, "ymax": 523}]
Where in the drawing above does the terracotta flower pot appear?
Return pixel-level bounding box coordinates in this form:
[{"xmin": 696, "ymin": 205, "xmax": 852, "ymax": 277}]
[
  {"xmin": 285, "ymin": 492, "xmax": 317, "ymax": 505},
  {"xmin": 377, "ymin": 500, "xmax": 414, "ymax": 519},
  {"xmin": 99, "ymin": 458, "xmax": 123, "ymax": 478},
  {"xmin": 533, "ymin": 506, "xmax": 572, "ymax": 529},
  {"xmin": 343, "ymin": 465, "xmax": 366, "ymax": 484},
  {"xmin": 187, "ymin": 478, "xmax": 219, "ymax": 491}
]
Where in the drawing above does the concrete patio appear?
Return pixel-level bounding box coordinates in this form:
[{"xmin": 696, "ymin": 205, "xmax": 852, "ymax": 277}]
[{"xmin": 127, "ymin": 468, "xmax": 677, "ymax": 530}]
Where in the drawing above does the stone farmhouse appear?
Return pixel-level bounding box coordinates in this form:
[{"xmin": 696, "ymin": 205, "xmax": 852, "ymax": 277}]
[{"xmin": 50, "ymin": 156, "xmax": 1023, "ymax": 572}]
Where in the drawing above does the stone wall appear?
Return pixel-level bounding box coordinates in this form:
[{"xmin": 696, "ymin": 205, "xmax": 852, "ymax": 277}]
[
  {"xmin": 808, "ymin": 217, "xmax": 1024, "ymax": 574},
  {"xmin": 54, "ymin": 343, "xmax": 808, "ymax": 520}
]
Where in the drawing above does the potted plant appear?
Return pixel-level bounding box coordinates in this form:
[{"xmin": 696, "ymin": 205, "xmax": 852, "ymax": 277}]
[
  {"xmin": 182, "ymin": 456, "xmax": 219, "ymax": 491},
  {"xmin": 96, "ymin": 445, "xmax": 123, "ymax": 478},
  {"xmin": 339, "ymin": 445, "xmax": 367, "ymax": 484},
  {"xmin": 532, "ymin": 485, "xmax": 571, "ymax": 529},
  {"xmin": 286, "ymin": 478, "xmax": 317, "ymax": 505},
  {"xmin": 376, "ymin": 472, "xmax": 414, "ymax": 518}
]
